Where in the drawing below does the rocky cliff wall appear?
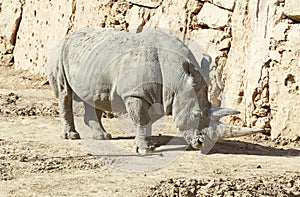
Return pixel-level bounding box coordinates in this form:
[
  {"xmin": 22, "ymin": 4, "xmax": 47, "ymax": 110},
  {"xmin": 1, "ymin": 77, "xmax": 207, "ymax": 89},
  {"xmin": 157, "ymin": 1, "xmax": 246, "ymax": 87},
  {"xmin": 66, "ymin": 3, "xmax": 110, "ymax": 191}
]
[{"xmin": 0, "ymin": 0, "xmax": 299, "ymax": 139}]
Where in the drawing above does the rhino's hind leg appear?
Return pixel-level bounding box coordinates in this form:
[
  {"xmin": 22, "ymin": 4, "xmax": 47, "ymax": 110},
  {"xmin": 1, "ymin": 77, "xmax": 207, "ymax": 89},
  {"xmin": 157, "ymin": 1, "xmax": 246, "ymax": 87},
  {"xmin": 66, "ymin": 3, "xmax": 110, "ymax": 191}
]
[
  {"xmin": 125, "ymin": 97, "xmax": 155, "ymax": 154},
  {"xmin": 84, "ymin": 103, "xmax": 112, "ymax": 140},
  {"xmin": 58, "ymin": 93, "xmax": 80, "ymax": 140}
]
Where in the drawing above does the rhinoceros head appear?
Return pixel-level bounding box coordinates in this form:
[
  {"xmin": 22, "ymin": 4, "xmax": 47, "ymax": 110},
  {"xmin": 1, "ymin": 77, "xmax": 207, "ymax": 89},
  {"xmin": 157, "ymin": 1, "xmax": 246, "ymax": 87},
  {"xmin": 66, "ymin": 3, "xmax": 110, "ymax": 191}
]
[{"xmin": 172, "ymin": 61, "xmax": 262, "ymax": 151}]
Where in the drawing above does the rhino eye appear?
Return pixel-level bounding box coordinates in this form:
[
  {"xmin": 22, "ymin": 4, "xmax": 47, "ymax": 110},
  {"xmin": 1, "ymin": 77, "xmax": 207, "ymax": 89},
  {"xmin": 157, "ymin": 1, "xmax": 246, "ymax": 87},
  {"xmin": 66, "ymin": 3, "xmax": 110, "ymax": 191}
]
[{"xmin": 192, "ymin": 111, "xmax": 202, "ymax": 117}]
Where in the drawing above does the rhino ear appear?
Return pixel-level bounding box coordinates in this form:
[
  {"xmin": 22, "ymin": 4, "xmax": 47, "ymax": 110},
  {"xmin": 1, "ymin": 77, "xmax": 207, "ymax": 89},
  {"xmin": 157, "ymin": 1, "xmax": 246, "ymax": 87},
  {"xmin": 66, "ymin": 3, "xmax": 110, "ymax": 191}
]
[
  {"xmin": 193, "ymin": 110, "xmax": 203, "ymax": 117},
  {"xmin": 182, "ymin": 62, "xmax": 202, "ymax": 84},
  {"xmin": 182, "ymin": 62, "xmax": 192, "ymax": 76}
]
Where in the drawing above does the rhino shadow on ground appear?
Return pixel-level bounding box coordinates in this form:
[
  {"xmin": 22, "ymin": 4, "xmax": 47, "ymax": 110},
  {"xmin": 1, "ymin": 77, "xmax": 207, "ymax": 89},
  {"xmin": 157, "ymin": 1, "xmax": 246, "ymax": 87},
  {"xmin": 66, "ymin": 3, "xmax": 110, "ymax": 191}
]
[
  {"xmin": 112, "ymin": 135, "xmax": 300, "ymax": 157},
  {"xmin": 208, "ymin": 139, "xmax": 300, "ymax": 157}
]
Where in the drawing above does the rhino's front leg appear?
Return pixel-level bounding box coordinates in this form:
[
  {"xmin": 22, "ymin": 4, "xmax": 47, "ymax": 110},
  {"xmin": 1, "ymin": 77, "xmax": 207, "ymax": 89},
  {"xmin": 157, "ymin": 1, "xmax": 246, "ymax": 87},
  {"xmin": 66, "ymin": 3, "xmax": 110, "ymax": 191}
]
[
  {"xmin": 58, "ymin": 94, "xmax": 80, "ymax": 139},
  {"xmin": 135, "ymin": 124, "xmax": 155, "ymax": 154},
  {"xmin": 125, "ymin": 97, "xmax": 155, "ymax": 154},
  {"xmin": 84, "ymin": 103, "xmax": 112, "ymax": 140}
]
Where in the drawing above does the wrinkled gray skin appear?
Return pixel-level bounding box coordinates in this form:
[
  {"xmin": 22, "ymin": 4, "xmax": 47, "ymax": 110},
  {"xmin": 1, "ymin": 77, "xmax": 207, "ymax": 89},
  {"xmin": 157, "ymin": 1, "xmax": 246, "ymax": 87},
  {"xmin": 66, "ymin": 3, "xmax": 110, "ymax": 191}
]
[{"xmin": 47, "ymin": 28, "xmax": 258, "ymax": 154}]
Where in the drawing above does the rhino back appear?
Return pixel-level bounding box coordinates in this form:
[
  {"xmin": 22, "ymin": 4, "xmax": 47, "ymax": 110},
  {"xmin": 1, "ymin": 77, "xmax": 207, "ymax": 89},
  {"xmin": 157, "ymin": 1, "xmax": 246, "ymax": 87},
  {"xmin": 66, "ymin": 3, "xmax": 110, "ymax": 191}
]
[
  {"xmin": 59, "ymin": 28, "xmax": 201, "ymax": 111},
  {"xmin": 61, "ymin": 28, "xmax": 120, "ymax": 90}
]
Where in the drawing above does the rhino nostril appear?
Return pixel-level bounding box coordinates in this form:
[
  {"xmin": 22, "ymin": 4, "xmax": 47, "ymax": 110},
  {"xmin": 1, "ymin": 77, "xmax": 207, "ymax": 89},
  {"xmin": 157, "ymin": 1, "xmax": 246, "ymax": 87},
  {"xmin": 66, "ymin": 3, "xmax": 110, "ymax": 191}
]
[
  {"xmin": 197, "ymin": 139, "xmax": 202, "ymax": 145},
  {"xmin": 190, "ymin": 137, "xmax": 202, "ymax": 150}
]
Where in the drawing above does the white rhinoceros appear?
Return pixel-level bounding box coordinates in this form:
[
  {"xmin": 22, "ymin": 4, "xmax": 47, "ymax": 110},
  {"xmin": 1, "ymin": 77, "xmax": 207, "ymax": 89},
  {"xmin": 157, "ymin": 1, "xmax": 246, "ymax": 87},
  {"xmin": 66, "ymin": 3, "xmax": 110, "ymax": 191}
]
[{"xmin": 47, "ymin": 28, "xmax": 260, "ymax": 154}]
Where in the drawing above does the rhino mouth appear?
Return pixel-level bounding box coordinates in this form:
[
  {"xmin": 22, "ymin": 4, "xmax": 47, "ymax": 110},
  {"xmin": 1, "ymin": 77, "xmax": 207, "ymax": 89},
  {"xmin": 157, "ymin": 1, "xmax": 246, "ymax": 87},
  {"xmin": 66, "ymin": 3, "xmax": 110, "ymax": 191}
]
[
  {"xmin": 189, "ymin": 135, "xmax": 205, "ymax": 150},
  {"xmin": 182, "ymin": 106, "xmax": 264, "ymax": 151},
  {"xmin": 182, "ymin": 130, "xmax": 207, "ymax": 150},
  {"xmin": 184, "ymin": 124, "xmax": 263, "ymax": 151}
]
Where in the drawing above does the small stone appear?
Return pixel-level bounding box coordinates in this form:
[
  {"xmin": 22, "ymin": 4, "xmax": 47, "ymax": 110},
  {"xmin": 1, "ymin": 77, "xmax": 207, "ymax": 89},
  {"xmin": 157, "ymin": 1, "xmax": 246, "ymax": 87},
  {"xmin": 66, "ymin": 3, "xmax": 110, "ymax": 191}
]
[
  {"xmin": 288, "ymin": 179, "xmax": 294, "ymax": 187},
  {"xmin": 115, "ymin": 13, "xmax": 125, "ymax": 24},
  {"xmin": 0, "ymin": 54, "xmax": 14, "ymax": 66},
  {"xmin": 291, "ymin": 135, "xmax": 300, "ymax": 142},
  {"xmin": 213, "ymin": 169, "xmax": 222, "ymax": 174},
  {"xmin": 19, "ymin": 155, "xmax": 29, "ymax": 162},
  {"xmin": 217, "ymin": 38, "xmax": 231, "ymax": 51},
  {"xmin": 255, "ymin": 117, "xmax": 270, "ymax": 129},
  {"xmin": 174, "ymin": 180, "xmax": 181, "ymax": 187},
  {"xmin": 167, "ymin": 178, "xmax": 174, "ymax": 184},
  {"xmin": 281, "ymin": 141, "xmax": 288, "ymax": 146},
  {"xmin": 203, "ymin": 179, "xmax": 215, "ymax": 189},
  {"xmin": 252, "ymin": 108, "xmax": 268, "ymax": 117},
  {"xmin": 262, "ymin": 135, "xmax": 269, "ymax": 140}
]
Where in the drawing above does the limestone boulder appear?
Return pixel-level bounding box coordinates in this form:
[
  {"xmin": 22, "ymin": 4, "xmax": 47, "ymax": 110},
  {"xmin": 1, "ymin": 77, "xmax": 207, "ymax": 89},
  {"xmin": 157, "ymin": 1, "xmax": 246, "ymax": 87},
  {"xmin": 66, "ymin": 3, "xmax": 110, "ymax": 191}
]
[
  {"xmin": 144, "ymin": 0, "xmax": 188, "ymax": 40},
  {"xmin": 187, "ymin": 29, "xmax": 225, "ymax": 60},
  {"xmin": 222, "ymin": 0, "xmax": 274, "ymax": 133},
  {"xmin": 269, "ymin": 24, "xmax": 300, "ymax": 138},
  {"xmin": 13, "ymin": 0, "xmax": 72, "ymax": 73},
  {"xmin": 0, "ymin": 0, "xmax": 22, "ymax": 65},
  {"xmin": 269, "ymin": 62, "xmax": 300, "ymax": 138},
  {"xmin": 125, "ymin": 5, "xmax": 151, "ymax": 32},
  {"xmin": 73, "ymin": 0, "xmax": 133, "ymax": 31},
  {"xmin": 197, "ymin": 3, "xmax": 230, "ymax": 29},
  {"xmin": 270, "ymin": 22, "xmax": 289, "ymax": 42},
  {"xmin": 284, "ymin": 0, "xmax": 300, "ymax": 22},
  {"xmin": 221, "ymin": 0, "xmax": 253, "ymax": 119},
  {"xmin": 72, "ymin": 1, "xmax": 111, "ymax": 30}
]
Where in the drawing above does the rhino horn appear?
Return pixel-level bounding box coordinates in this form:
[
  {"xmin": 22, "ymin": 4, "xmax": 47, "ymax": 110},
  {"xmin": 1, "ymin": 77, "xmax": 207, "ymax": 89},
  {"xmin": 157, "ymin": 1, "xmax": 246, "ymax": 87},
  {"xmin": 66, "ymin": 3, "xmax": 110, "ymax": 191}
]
[
  {"xmin": 210, "ymin": 106, "xmax": 240, "ymax": 120},
  {"xmin": 215, "ymin": 124, "xmax": 263, "ymax": 138}
]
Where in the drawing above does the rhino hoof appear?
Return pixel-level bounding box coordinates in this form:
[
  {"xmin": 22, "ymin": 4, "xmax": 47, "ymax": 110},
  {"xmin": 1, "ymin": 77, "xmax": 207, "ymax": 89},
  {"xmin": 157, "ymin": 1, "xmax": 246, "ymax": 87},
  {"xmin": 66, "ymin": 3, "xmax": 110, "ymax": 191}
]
[
  {"xmin": 61, "ymin": 131, "xmax": 80, "ymax": 140},
  {"xmin": 68, "ymin": 131, "xmax": 81, "ymax": 140},
  {"xmin": 136, "ymin": 146, "xmax": 156, "ymax": 155},
  {"xmin": 135, "ymin": 142, "xmax": 156, "ymax": 155},
  {"xmin": 93, "ymin": 133, "xmax": 112, "ymax": 140}
]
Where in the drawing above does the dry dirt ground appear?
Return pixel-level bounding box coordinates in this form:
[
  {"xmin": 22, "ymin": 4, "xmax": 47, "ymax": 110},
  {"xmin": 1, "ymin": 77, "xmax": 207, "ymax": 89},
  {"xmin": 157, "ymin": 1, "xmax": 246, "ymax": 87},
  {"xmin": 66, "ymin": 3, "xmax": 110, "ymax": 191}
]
[{"xmin": 0, "ymin": 66, "xmax": 300, "ymax": 196}]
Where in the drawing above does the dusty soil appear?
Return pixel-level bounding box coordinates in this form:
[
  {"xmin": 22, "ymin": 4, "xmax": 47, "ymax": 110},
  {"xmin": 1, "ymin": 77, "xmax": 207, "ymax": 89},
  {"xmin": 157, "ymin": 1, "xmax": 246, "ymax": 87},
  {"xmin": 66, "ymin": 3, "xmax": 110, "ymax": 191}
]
[{"xmin": 0, "ymin": 66, "xmax": 300, "ymax": 196}]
